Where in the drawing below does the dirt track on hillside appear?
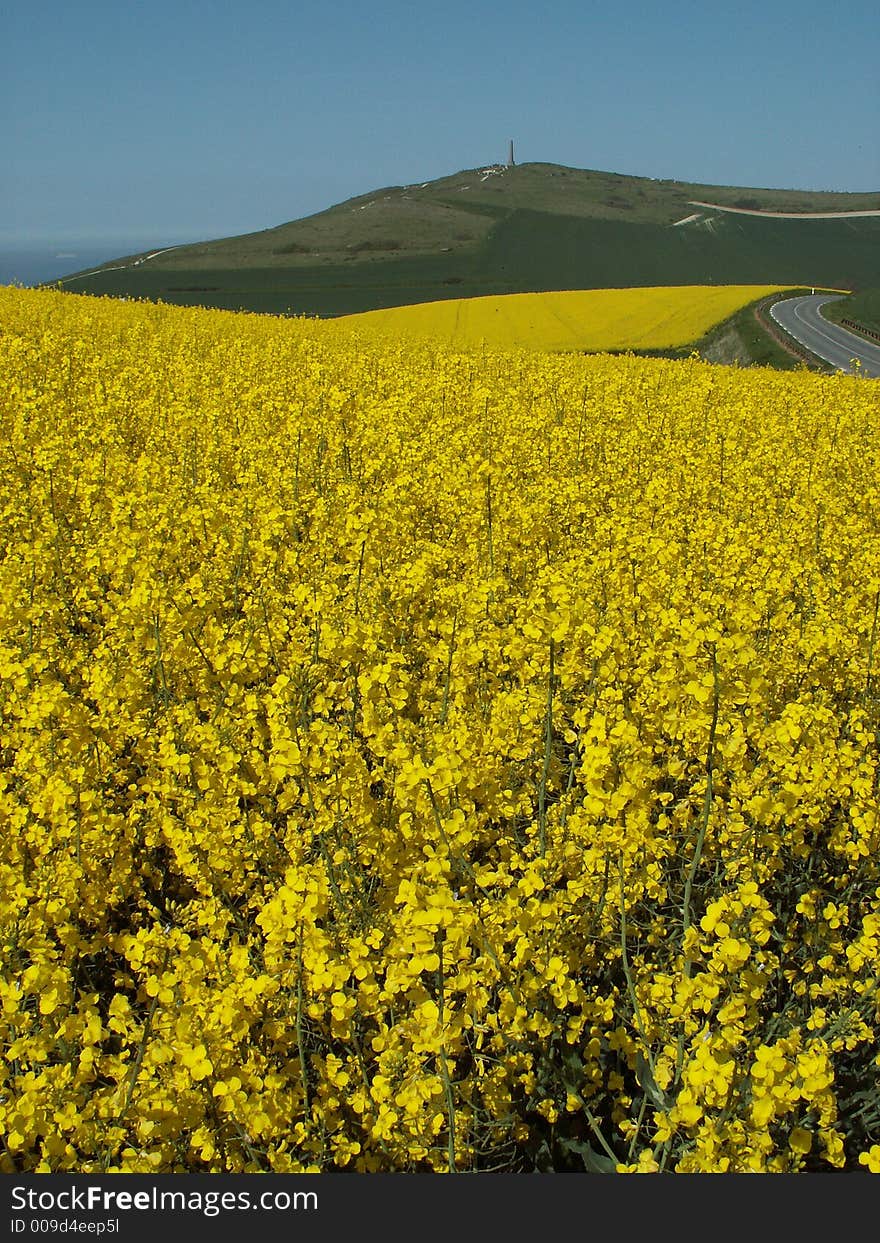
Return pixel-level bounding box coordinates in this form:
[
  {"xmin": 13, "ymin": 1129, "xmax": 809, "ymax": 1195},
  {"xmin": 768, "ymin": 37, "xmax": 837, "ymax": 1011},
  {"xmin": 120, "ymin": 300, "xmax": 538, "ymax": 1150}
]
[{"xmin": 689, "ymin": 200, "xmax": 880, "ymax": 220}]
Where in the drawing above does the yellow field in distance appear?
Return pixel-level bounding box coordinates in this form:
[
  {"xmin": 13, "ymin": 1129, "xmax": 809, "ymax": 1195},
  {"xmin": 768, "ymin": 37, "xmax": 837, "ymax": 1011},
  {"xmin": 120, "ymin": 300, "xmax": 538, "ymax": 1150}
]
[{"xmin": 336, "ymin": 284, "xmax": 794, "ymax": 352}]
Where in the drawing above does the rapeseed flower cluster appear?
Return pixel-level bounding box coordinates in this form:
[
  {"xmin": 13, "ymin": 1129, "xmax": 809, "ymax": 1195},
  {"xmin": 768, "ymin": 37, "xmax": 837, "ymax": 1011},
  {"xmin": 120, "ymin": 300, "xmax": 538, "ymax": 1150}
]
[
  {"xmin": 1, "ymin": 285, "xmax": 879, "ymax": 1173},
  {"xmin": 336, "ymin": 285, "xmax": 792, "ymax": 352}
]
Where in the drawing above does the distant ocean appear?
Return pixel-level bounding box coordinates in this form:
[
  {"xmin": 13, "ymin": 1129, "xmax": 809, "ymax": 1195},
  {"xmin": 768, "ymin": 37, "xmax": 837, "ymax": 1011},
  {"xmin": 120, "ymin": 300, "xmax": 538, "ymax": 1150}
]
[{"xmin": 0, "ymin": 238, "xmax": 189, "ymax": 289}]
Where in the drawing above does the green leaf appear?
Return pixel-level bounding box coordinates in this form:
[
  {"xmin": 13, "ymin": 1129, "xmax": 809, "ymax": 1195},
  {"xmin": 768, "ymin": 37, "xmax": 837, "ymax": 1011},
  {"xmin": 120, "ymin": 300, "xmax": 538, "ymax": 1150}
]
[
  {"xmin": 532, "ymin": 1138, "xmax": 555, "ymax": 1172},
  {"xmin": 557, "ymin": 1136, "xmax": 619, "ymax": 1173},
  {"xmin": 635, "ymin": 1051, "xmax": 669, "ymax": 1111}
]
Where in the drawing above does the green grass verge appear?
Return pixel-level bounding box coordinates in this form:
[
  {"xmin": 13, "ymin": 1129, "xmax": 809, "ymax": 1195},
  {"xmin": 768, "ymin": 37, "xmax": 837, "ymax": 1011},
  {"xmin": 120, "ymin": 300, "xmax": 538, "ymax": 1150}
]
[
  {"xmin": 599, "ymin": 291, "xmax": 833, "ymax": 372},
  {"xmin": 821, "ymin": 288, "xmax": 880, "ymax": 336}
]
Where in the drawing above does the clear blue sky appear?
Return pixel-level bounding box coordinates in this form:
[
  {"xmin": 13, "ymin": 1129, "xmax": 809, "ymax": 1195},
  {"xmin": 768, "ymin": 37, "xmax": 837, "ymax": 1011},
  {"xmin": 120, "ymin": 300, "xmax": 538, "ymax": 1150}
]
[{"xmin": 4, "ymin": 0, "xmax": 879, "ymax": 245}]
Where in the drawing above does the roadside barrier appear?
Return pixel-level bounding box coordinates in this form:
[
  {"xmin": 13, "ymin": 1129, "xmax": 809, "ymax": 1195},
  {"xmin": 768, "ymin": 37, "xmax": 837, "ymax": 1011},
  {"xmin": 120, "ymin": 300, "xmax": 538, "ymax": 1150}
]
[{"xmin": 841, "ymin": 318, "xmax": 880, "ymax": 343}]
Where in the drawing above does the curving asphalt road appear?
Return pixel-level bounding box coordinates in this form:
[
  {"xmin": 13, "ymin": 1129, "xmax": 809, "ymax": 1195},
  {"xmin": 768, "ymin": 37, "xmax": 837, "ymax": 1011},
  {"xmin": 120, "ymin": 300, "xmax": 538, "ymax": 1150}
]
[{"xmin": 770, "ymin": 294, "xmax": 880, "ymax": 377}]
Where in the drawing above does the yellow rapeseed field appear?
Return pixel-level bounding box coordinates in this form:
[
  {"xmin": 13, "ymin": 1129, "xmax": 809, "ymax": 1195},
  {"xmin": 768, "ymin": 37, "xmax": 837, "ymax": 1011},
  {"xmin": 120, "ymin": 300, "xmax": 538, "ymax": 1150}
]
[
  {"xmin": 334, "ymin": 285, "xmax": 792, "ymax": 351},
  {"xmin": 1, "ymin": 285, "xmax": 880, "ymax": 1175}
]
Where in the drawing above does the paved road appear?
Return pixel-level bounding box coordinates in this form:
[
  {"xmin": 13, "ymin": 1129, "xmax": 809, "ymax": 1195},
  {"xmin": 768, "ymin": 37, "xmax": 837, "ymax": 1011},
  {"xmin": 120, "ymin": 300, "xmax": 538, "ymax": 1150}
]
[{"xmin": 770, "ymin": 294, "xmax": 880, "ymax": 377}]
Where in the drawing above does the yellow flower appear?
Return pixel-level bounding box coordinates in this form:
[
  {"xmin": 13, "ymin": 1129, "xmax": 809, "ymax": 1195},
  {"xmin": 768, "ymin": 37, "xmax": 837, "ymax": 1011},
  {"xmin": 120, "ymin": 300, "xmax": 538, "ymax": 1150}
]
[
  {"xmin": 858, "ymin": 1145, "xmax": 880, "ymax": 1173},
  {"xmin": 3, "ymin": 283, "xmax": 879, "ymax": 1174}
]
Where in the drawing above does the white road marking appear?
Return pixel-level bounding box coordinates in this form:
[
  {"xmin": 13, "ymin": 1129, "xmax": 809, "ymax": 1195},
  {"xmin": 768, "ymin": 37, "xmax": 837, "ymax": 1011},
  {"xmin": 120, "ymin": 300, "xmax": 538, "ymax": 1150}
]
[
  {"xmin": 770, "ymin": 295, "xmax": 880, "ymax": 375},
  {"xmin": 791, "ymin": 299, "xmax": 852, "ymax": 354}
]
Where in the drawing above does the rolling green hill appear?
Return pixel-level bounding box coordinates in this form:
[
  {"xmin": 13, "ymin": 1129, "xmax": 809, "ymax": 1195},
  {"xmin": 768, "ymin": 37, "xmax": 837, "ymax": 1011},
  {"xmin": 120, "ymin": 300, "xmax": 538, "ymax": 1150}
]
[{"xmin": 57, "ymin": 162, "xmax": 880, "ymax": 317}]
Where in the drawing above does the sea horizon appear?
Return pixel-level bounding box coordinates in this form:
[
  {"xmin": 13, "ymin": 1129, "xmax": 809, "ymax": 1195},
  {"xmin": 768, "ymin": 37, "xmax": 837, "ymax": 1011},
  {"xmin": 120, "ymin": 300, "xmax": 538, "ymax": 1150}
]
[{"xmin": 0, "ymin": 236, "xmax": 198, "ymax": 289}]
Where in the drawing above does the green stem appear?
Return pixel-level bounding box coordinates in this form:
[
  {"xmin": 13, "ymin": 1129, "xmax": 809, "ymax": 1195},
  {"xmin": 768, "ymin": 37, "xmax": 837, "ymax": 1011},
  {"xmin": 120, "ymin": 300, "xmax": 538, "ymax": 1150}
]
[
  {"xmin": 538, "ymin": 638, "xmax": 555, "ymax": 857},
  {"xmin": 437, "ymin": 937, "xmax": 457, "ymax": 1172},
  {"xmin": 440, "ymin": 612, "xmax": 458, "ymax": 725},
  {"xmin": 296, "ymin": 927, "xmax": 310, "ymax": 1120},
  {"xmin": 681, "ymin": 645, "xmax": 720, "ymax": 979},
  {"xmin": 618, "ymin": 855, "xmax": 658, "ymax": 1084}
]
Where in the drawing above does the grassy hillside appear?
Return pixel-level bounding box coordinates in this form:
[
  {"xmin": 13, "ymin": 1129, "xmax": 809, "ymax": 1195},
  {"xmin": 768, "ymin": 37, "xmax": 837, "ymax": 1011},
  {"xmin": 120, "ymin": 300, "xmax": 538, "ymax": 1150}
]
[
  {"xmin": 57, "ymin": 161, "xmax": 880, "ymax": 317},
  {"xmin": 73, "ymin": 162, "xmax": 880, "ymax": 268}
]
